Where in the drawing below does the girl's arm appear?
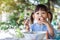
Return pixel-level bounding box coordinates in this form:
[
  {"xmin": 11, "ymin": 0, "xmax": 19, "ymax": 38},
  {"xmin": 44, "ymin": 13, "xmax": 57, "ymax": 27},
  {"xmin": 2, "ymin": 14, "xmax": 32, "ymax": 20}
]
[
  {"xmin": 39, "ymin": 19, "xmax": 54, "ymax": 37},
  {"xmin": 46, "ymin": 22, "xmax": 54, "ymax": 37},
  {"xmin": 46, "ymin": 31, "xmax": 49, "ymax": 39}
]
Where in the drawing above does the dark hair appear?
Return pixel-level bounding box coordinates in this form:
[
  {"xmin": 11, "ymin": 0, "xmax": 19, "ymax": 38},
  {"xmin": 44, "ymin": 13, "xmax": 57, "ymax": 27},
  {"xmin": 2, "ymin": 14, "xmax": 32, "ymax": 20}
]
[
  {"xmin": 48, "ymin": 11, "xmax": 53, "ymax": 22},
  {"xmin": 30, "ymin": 12, "xmax": 34, "ymax": 24},
  {"xmin": 35, "ymin": 4, "xmax": 48, "ymax": 12}
]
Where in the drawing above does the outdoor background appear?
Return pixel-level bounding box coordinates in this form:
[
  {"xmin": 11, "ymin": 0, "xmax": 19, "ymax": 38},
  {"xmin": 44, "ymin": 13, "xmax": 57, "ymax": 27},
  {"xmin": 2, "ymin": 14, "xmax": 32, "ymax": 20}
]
[{"xmin": 0, "ymin": 0, "xmax": 60, "ymax": 30}]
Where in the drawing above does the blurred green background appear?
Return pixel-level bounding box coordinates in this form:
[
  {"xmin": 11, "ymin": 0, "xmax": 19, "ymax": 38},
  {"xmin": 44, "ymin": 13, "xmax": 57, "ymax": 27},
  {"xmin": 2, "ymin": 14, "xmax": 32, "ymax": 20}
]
[{"xmin": 0, "ymin": 0, "xmax": 60, "ymax": 30}]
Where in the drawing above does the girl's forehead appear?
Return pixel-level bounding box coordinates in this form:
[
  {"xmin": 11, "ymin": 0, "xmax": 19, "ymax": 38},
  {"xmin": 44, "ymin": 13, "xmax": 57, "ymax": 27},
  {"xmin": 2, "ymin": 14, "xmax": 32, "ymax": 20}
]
[{"xmin": 35, "ymin": 10, "xmax": 47, "ymax": 13}]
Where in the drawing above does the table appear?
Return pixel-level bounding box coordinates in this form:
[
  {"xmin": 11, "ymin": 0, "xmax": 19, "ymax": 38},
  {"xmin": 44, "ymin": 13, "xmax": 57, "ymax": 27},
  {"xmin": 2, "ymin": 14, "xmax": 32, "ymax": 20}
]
[{"xmin": 0, "ymin": 29, "xmax": 46, "ymax": 40}]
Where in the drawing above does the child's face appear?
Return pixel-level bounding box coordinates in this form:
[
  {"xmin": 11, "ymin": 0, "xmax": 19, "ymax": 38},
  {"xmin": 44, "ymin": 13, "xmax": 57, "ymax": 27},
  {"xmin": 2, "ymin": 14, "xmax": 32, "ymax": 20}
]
[{"xmin": 34, "ymin": 10, "xmax": 48, "ymax": 21}]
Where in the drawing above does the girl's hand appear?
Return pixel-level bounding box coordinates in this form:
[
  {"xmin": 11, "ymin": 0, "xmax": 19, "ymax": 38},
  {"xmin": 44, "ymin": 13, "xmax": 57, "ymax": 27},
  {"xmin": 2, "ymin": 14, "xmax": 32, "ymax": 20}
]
[
  {"xmin": 39, "ymin": 18, "xmax": 54, "ymax": 37},
  {"xmin": 38, "ymin": 17, "xmax": 50, "ymax": 25},
  {"xmin": 25, "ymin": 26, "xmax": 30, "ymax": 32},
  {"xmin": 40, "ymin": 19, "xmax": 50, "ymax": 26}
]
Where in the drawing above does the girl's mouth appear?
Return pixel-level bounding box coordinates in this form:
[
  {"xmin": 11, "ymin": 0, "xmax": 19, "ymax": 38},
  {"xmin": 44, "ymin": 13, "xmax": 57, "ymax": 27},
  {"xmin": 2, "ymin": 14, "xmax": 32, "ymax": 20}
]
[{"xmin": 38, "ymin": 18, "xmax": 40, "ymax": 21}]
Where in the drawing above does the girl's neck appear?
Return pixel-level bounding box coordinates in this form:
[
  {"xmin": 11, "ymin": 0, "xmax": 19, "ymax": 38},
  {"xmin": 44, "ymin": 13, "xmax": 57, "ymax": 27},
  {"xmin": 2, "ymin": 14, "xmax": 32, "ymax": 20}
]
[{"xmin": 33, "ymin": 19, "xmax": 38, "ymax": 24}]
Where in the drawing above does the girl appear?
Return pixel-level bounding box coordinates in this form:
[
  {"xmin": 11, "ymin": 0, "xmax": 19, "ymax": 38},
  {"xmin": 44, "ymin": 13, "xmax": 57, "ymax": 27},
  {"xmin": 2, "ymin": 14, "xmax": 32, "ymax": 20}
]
[{"xmin": 30, "ymin": 4, "xmax": 54, "ymax": 39}]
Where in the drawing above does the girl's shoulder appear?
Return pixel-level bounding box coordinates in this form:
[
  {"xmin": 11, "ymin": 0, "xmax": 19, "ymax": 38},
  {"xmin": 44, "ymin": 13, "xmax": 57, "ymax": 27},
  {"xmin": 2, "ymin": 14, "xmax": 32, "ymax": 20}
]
[{"xmin": 31, "ymin": 23, "xmax": 37, "ymax": 26}]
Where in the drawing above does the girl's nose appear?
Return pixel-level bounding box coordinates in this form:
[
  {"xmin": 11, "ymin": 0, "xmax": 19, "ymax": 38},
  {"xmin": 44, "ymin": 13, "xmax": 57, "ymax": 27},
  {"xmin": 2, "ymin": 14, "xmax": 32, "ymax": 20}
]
[{"xmin": 39, "ymin": 14, "xmax": 42, "ymax": 17}]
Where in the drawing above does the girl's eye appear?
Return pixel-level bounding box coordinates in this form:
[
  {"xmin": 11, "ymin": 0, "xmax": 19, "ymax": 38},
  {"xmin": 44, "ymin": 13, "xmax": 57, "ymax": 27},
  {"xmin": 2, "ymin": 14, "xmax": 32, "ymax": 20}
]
[
  {"xmin": 36, "ymin": 13, "xmax": 39, "ymax": 14},
  {"xmin": 42, "ymin": 13, "xmax": 45, "ymax": 14}
]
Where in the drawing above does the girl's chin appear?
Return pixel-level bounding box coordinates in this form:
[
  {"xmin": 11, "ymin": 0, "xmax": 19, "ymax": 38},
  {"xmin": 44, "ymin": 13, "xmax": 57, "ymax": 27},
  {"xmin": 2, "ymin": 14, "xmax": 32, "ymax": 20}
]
[
  {"xmin": 38, "ymin": 23, "xmax": 43, "ymax": 25},
  {"xmin": 37, "ymin": 21, "xmax": 42, "ymax": 24}
]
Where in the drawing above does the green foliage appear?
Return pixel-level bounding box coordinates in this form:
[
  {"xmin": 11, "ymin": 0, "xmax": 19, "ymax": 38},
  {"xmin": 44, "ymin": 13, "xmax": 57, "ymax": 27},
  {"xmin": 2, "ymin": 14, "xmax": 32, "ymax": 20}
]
[
  {"xmin": 0, "ymin": 0, "xmax": 49, "ymax": 28},
  {"xmin": 0, "ymin": 22, "xmax": 8, "ymax": 30},
  {"xmin": 39, "ymin": 0, "xmax": 48, "ymax": 4},
  {"xmin": 0, "ymin": 24, "xmax": 8, "ymax": 30},
  {"xmin": 9, "ymin": 12, "xmax": 24, "ymax": 27},
  {"xmin": 0, "ymin": 0, "xmax": 48, "ymax": 13},
  {"xmin": 9, "ymin": 12, "xmax": 19, "ymax": 26},
  {"xmin": 15, "ymin": 28, "xmax": 24, "ymax": 38},
  {"xmin": 17, "ymin": 12, "xmax": 24, "ymax": 26}
]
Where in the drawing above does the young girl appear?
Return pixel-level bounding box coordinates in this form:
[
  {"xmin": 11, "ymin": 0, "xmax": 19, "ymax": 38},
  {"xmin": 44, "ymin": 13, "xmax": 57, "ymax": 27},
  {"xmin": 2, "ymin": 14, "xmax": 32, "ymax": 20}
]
[{"xmin": 30, "ymin": 4, "xmax": 54, "ymax": 39}]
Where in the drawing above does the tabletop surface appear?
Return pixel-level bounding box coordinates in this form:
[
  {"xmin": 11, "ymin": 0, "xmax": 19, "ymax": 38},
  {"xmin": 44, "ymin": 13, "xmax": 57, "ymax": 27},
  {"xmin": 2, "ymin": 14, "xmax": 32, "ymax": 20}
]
[{"xmin": 0, "ymin": 29, "xmax": 60, "ymax": 40}]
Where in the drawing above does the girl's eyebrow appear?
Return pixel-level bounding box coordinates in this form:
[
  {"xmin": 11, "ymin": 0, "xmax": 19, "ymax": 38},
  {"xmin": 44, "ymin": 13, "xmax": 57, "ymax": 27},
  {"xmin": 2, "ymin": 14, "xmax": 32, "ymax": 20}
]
[{"xmin": 35, "ymin": 11, "xmax": 39, "ymax": 13}]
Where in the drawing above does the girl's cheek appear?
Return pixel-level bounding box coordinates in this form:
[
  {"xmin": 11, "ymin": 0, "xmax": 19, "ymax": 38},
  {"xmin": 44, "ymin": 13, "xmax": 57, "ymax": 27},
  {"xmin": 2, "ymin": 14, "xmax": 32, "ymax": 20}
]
[{"xmin": 35, "ymin": 17, "xmax": 38, "ymax": 20}]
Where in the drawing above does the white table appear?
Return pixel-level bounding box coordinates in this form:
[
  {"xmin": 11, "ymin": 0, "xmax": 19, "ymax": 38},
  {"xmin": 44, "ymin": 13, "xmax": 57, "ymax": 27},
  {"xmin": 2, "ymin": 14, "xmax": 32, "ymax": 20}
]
[{"xmin": 0, "ymin": 29, "xmax": 46, "ymax": 40}]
